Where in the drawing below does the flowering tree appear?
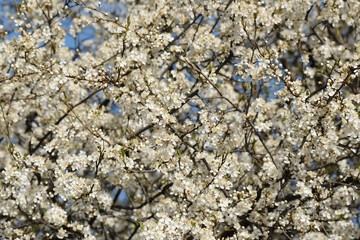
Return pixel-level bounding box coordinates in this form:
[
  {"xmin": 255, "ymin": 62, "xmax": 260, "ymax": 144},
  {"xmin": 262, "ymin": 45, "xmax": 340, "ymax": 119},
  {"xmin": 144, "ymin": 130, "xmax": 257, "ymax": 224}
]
[{"xmin": 0, "ymin": 0, "xmax": 359, "ymax": 239}]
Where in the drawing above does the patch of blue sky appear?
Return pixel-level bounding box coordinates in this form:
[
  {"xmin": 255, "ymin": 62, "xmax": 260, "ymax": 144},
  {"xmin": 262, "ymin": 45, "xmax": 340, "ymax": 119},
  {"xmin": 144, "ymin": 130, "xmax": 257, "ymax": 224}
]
[
  {"xmin": 351, "ymin": 206, "xmax": 360, "ymax": 228},
  {"xmin": 5, "ymin": 30, "xmax": 20, "ymax": 40},
  {"xmin": 64, "ymin": 25, "xmax": 96, "ymax": 51},
  {"xmin": 265, "ymin": 77, "xmax": 285, "ymax": 100},
  {"xmin": 111, "ymin": 188, "xmax": 129, "ymax": 207},
  {"xmin": 99, "ymin": 0, "xmax": 128, "ymax": 18},
  {"xmin": 184, "ymin": 70, "xmax": 197, "ymax": 83},
  {"xmin": 209, "ymin": 15, "xmax": 220, "ymax": 37},
  {"xmin": 60, "ymin": 17, "xmax": 73, "ymax": 32},
  {"xmin": 90, "ymin": 89, "xmax": 122, "ymax": 117},
  {"xmin": 37, "ymin": 40, "xmax": 46, "ymax": 48},
  {"xmin": 188, "ymin": 105, "xmax": 200, "ymax": 122},
  {"xmin": 64, "ymin": 32, "xmax": 76, "ymax": 49},
  {"xmin": 233, "ymin": 74, "xmax": 250, "ymax": 94},
  {"xmin": 0, "ymin": 3, "xmax": 20, "ymax": 41},
  {"xmin": 110, "ymin": 103, "xmax": 121, "ymax": 116},
  {"xmin": 64, "ymin": 0, "xmax": 79, "ymax": 8}
]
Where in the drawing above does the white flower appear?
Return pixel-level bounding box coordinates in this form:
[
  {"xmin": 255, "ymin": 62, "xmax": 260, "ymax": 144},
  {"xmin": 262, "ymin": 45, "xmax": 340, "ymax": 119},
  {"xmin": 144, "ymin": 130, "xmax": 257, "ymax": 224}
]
[{"xmin": 44, "ymin": 205, "xmax": 68, "ymax": 226}]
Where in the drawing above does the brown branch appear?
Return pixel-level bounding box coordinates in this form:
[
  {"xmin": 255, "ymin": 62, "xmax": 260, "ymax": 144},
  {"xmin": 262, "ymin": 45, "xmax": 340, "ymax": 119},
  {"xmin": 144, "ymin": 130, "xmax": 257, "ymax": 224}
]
[
  {"xmin": 29, "ymin": 88, "xmax": 104, "ymax": 155},
  {"xmin": 112, "ymin": 182, "xmax": 173, "ymax": 210}
]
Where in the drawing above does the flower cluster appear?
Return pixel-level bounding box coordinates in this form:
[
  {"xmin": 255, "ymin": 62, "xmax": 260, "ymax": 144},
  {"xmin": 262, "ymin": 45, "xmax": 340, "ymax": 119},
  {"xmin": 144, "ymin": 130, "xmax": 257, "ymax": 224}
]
[{"xmin": 0, "ymin": 0, "xmax": 359, "ymax": 239}]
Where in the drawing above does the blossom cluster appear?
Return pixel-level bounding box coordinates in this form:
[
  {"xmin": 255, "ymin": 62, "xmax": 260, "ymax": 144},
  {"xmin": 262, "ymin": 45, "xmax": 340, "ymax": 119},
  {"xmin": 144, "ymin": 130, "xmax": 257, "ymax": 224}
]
[{"xmin": 0, "ymin": 0, "xmax": 359, "ymax": 239}]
